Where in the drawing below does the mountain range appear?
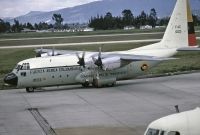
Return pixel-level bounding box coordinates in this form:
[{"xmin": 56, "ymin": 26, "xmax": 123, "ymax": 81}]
[{"xmin": 4, "ymin": 0, "xmax": 200, "ymax": 24}]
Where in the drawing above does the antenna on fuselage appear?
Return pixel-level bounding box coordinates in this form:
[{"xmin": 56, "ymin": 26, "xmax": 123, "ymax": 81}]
[
  {"xmin": 52, "ymin": 46, "xmax": 55, "ymax": 56},
  {"xmin": 175, "ymin": 105, "xmax": 180, "ymax": 113}
]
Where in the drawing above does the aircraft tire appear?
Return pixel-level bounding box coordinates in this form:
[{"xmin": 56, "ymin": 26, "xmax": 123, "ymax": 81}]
[
  {"xmin": 26, "ymin": 87, "xmax": 35, "ymax": 93},
  {"xmin": 110, "ymin": 82, "xmax": 116, "ymax": 87},
  {"xmin": 92, "ymin": 82, "xmax": 101, "ymax": 88},
  {"xmin": 82, "ymin": 82, "xmax": 90, "ymax": 87}
]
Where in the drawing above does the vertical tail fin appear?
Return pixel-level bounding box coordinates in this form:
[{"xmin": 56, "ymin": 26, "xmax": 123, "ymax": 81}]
[
  {"xmin": 130, "ymin": 0, "xmax": 199, "ymax": 54},
  {"xmin": 187, "ymin": 0, "xmax": 197, "ymax": 46},
  {"xmin": 161, "ymin": 0, "xmax": 197, "ymax": 49},
  {"xmin": 161, "ymin": 0, "xmax": 188, "ymax": 49}
]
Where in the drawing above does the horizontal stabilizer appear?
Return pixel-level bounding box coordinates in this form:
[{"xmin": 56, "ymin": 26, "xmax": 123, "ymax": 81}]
[{"xmin": 177, "ymin": 46, "xmax": 200, "ymax": 51}]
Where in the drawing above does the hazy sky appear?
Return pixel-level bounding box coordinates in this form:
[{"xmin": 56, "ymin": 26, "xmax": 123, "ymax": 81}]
[{"xmin": 0, "ymin": 0, "xmax": 100, "ymax": 18}]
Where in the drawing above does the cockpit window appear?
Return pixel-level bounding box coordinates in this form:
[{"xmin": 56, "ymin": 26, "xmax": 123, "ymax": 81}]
[
  {"xmin": 168, "ymin": 131, "xmax": 180, "ymax": 135},
  {"xmin": 160, "ymin": 130, "xmax": 166, "ymax": 135},
  {"xmin": 15, "ymin": 64, "xmax": 22, "ymax": 70},
  {"xmin": 15, "ymin": 63, "xmax": 30, "ymax": 70},
  {"xmin": 21, "ymin": 63, "xmax": 30, "ymax": 70},
  {"xmin": 146, "ymin": 128, "xmax": 159, "ymax": 135}
]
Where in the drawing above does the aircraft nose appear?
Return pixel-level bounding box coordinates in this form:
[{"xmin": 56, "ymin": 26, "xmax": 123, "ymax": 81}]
[{"xmin": 4, "ymin": 73, "xmax": 18, "ymax": 86}]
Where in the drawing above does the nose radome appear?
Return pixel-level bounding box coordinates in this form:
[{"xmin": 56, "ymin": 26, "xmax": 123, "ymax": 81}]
[{"xmin": 4, "ymin": 73, "xmax": 18, "ymax": 86}]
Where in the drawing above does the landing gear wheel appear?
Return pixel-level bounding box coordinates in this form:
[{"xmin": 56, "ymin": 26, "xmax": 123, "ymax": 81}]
[
  {"xmin": 82, "ymin": 81, "xmax": 90, "ymax": 87},
  {"xmin": 92, "ymin": 79, "xmax": 101, "ymax": 88},
  {"xmin": 26, "ymin": 87, "xmax": 35, "ymax": 93},
  {"xmin": 110, "ymin": 82, "xmax": 116, "ymax": 87}
]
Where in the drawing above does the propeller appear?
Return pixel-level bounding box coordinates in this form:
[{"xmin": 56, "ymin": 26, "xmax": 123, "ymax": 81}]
[
  {"xmin": 76, "ymin": 51, "xmax": 86, "ymax": 67},
  {"xmin": 52, "ymin": 46, "xmax": 55, "ymax": 56},
  {"xmin": 35, "ymin": 47, "xmax": 43, "ymax": 57},
  {"xmin": 76, "ymin": 46, "xmax": 103, "ymax": 69},
  {"xmin": 92, "ymin": 47, "xmax": 103, "ymax": 68},
  {"xmin": 47, "ymin": 46, "xmax": 56, "ymax": 56}
]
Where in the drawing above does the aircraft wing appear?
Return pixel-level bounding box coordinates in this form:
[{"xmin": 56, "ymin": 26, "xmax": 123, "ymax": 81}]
[
  {"xmin": 119, "ymin": 54, "xmax": 176, "ymax": 61},
  {"xmin": 35, "ymin": 48, "xmax": 176, "ymax": 61},
  {"xmin": 87, "ymin": 53, "xmax": 176, "ymax": 70},
  {"xmin": 35, "ymin": 48, "xmax": 86, "ymax": 55},
  {"xmin": 97, "ymin": 53, "xmax": 176, "ymax": 62}
]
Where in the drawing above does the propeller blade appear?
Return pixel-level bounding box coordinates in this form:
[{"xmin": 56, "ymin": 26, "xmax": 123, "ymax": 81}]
[
  {"xmin": 92, "ymin": 46, "xmax": 103, "ymax": 68},
  {"xmin": 52, "ymin": 46, "xmax": 55, "ymax": 56},
  {"xmin": 96, "ymin": 70, "xmax": 100, "ymax": 79},
  {"xmin": 76, "ymin": 52, "xmax": 80, "ymax": 59},
  {"xmin": 40, "ymin": 47, "xmax": 43, "ymax": 53},
  {"xmin": 76, "ymin": 51, "xmax": 85, "ymax": 67},
  {"xmin": 98, "ymin": 47, "xmax": 101, "ymax": 59},
  {"xmin": 36, "ymin": 47, "xmax": 43, "ymax": 57},
  {"xmin": 92, "ymin": 56, "xmax": 96, "ymax": 62},
  {"xmin": 82, "ymin": 51, "xmax": 85, "ymax": 58}
]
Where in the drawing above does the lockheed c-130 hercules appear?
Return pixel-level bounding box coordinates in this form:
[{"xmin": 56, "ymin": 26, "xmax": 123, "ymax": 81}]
[{"xmin": 4, "ymin": 0, "xmax": 200, "ymax": 92}]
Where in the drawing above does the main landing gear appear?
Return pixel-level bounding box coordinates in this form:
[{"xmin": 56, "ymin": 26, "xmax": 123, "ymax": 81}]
[
  {"xmin": 81, "ymin": 81, "xmax": 90, "ymax": 87},
  {"xmin": 26, "ymin": 87, "xmax": 35, "ymax": 93},
  {"xmin": 81, "ymin": 79, "xmax": 116, "ymax": 88}
]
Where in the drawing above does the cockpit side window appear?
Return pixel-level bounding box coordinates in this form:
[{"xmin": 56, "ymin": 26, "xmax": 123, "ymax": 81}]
[
  {"xmin": 146, "ymin": 128, "xmax": 159, "ymax": 135},
  {"xmin": 27, "ymin": 63, "xmax": 30, "ymax": 70},
  {"xmin": 168, "ymin": 131, "xmax": 180, "ymax": 135},
  {"xmin": 19, "ymin": 63, "xmax": 30, "ymax": 70},
  {"xmin": 160, "ymin": 131, "xmax": 166, "ymax": 135},
  {"xmin": 15, "ymin": 64, "xmax": 22, "ymax": 71}
]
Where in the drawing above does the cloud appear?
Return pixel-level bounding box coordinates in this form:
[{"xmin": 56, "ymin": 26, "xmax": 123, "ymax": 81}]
[{"xmin": 0, "ymin": 0, "xmax": 100, "ymax": 18}]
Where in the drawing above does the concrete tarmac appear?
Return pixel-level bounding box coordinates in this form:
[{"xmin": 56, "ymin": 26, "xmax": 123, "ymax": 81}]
[{"xmin": 0, "ymin": 73, "xmax": 200, "ymax": 135}]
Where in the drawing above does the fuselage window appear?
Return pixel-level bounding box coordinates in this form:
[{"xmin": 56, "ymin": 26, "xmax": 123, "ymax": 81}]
[{"xmin": 21, "ymin": 72, "xmax": 26, "ymax": 77}]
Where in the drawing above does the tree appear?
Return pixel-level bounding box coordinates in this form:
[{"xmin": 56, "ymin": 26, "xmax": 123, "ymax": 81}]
[
  {"xmin": 27, "ymin": 22, "xmax": 34, "ymax": 30},
  {"xmin": 38, "ymin": 22, "xmax": 49, "ymax": 30},
  {"xmin": 122, "ymin": 9, "xmax": 134, "ymax": 26},
  {"xmin": 34, "ymin": 23, "xmax": 39, "ymax": 30},
  {"xmin": 0, "ymin": 19, "xmax": 11, "ymax": 33},
  {"xmin": 11, "ymin": 19, "xmax": 23, "ymax": 32},
  {"xmin": 88, "ymin": 8, "xmax": 171, "ymax": 30},
  {"xmin": 192, "ymin": 15, "xmax": 200, "ymax": 26},
  {"xmin": 5, "ymin": 22, "xmax": 11, "ymax": 32},
  {"xmin": 149, "ymin": 8, "xmax": 157, "ymax": 28},
  {"xmin": 52, "ymin": 13, "xmax": 64, "ymax": 29},
  {"xmin": 139, "ymin": 11, "xmax": 147, "ymax": 26},
  {"xmin": 159, "ymin": 17, "xmax": 170, "ymax": 26},
  {"xmin": 104, "ymin": 12, "xmax": 114, "ymax": 29}
]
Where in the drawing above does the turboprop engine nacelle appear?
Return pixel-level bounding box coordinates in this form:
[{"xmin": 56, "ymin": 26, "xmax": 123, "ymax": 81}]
[
  {"xmin": 102, "ymin": 56, "xmax": 121, "ymax": 71},
  {"xmin": 40, "ymin": 52, "xmax": 59, "ymax": 57}
]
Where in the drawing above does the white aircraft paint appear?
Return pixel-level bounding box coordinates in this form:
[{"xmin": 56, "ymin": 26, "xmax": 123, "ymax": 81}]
[{"xmin": 144, "ymin": 108, "xmax": 200, "ymax": 135}]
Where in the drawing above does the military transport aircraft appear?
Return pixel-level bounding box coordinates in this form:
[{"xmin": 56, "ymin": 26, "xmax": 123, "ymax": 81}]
[{"xmin": 4, "ymin": 0, "xmax": 200, "ymax": 92}]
